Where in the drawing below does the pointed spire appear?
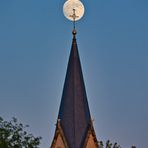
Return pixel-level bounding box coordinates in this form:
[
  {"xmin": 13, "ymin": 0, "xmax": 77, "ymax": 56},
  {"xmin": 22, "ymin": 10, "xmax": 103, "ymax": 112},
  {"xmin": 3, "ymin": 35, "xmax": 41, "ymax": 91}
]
[{"xmin": 58, "ymin": 34, "xmax": 91, "ymax": 148}]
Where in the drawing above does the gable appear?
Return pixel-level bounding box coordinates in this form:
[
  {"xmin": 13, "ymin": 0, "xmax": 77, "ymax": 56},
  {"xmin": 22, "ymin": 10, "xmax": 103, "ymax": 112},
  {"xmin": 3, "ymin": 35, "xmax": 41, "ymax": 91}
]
[
  {"xmin": 53, "ymin": 134, "xmax": 65, "ymax": 148},
  {"xmin": 51, "ymin": 120, "xmax": 68, "ymax": 148},
  {"xmin": 86, "ymin": 133, "xmax": 98, "ymax": 148}
]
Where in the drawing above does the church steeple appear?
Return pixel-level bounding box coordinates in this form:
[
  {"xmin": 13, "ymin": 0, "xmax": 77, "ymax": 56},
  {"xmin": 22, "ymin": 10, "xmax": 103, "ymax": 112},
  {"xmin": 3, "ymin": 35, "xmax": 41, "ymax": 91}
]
[
  {"xmin": 51, "ymin": 33, "xmax": 99, "ymax": 148},
  {"xmin": 51, "ymin": 1, "xmax": 99, "ymax": 147},
  {"xmin": 58, "ymin": 33, "xmax": 91, "ymax": 148}
]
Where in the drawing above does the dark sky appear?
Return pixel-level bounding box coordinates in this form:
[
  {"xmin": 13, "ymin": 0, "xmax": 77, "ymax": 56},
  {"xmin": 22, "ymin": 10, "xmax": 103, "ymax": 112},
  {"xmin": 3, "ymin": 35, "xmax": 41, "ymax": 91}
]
[{"xmin": 0, "ymin": 0, "xmax": 148, "ymax": 147}]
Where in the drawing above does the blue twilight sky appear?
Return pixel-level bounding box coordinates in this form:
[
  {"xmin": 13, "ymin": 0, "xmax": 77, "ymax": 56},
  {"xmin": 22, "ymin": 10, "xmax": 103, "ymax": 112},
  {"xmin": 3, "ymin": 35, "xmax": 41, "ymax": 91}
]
[{"xmin": 0, "ymin": 0, "xmax": 148, "ymax": 147}]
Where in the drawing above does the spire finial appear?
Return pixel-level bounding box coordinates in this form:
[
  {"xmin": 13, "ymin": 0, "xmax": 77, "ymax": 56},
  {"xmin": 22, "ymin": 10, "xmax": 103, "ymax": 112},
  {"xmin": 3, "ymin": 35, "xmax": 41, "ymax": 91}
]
[{"xmin": 71, "ymin": 8, "xmax": 78, "ymax": 37}]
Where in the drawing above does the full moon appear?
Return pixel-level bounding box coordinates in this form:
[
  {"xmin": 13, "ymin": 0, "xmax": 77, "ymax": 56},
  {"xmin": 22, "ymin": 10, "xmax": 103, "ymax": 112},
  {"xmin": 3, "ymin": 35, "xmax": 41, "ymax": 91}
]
[{"xmin": 63, "ymin": 0, "xmax": 85, "ymax": 21}]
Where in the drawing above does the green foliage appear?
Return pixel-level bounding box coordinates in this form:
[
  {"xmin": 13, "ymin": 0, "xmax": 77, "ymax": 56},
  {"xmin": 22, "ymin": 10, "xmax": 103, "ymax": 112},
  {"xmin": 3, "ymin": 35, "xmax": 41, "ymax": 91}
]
[
  {"xmin": 0, "ymin": 117, "xmax": 41, "ymax": 148},
  {"xmin": 99, "ymin": 140, "xmax": 121, "ymax": 148},
  {"xmin": 99, "ymin": 140, "xmax": 136, "ymax": 148}
]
